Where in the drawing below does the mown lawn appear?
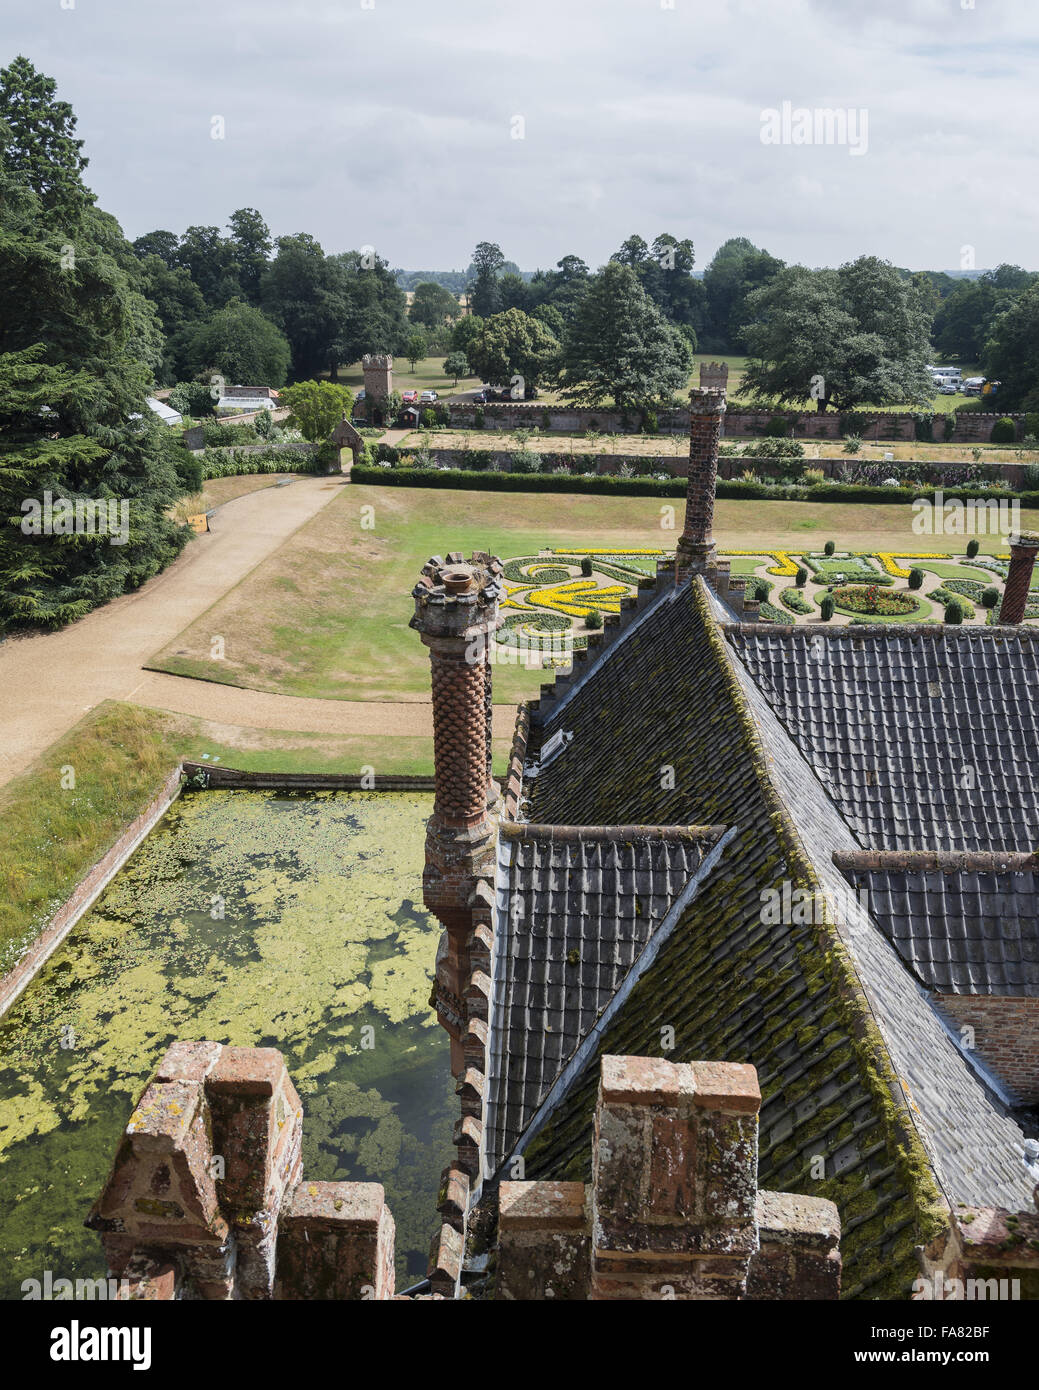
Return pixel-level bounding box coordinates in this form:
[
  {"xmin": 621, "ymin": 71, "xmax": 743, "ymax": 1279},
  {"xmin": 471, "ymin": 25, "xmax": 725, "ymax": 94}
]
[{"xmin": 145, "ymin": 483, "xmax": 1039, "ymax": 704}]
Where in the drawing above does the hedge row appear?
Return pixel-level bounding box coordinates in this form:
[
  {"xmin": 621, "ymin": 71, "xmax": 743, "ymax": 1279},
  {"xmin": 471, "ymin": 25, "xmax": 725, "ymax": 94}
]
[
  {"xmin": 352, "ymin": 465, "xmax": 687, "ymax": 497},
  {"xmin": 352, "ymin": 465, "xmax": 1039, "ymax": 508},
  {"xmin": 199, "ymin": 446, "xmax": 321, "ymax": 480}
]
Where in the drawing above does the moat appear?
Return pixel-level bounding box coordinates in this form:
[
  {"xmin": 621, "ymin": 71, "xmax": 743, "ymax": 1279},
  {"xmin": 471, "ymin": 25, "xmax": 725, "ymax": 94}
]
[{"xmin": 0, "ymin": 789, "xmax": 451, "ymax": 1295}]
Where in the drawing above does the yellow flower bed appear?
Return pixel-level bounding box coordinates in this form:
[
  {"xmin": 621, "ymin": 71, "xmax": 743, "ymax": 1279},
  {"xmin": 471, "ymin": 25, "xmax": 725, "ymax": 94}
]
[{"xmin": 722, "ymin": 550, "xmax": 800, "ymax": 577}]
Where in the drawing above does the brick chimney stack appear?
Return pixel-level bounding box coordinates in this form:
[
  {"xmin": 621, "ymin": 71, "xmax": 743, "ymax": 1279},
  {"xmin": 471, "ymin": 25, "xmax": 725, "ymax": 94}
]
[
  {"xmin": 999, "ymin": 532, "xmax": 1039, "ymax": 625},
  {"xmin": 411, "ymin": 552, "xmax": 503, "ymax": 1067},
  {"xmin": 676, "ymin": 387, "xmax": 726, "ymax": 582}
]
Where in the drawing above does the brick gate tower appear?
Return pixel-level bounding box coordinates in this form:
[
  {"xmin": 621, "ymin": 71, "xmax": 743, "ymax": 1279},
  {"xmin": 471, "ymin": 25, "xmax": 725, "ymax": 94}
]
[
  {"xmin": 411, "ymin": 552, "xmax": 503, "ymax": 1069},
  {"xmin": 362, "ymin": 354, "xmax": 393, "ymax": 414},
  {"xmin": 675, "ymin": 387, "xmax": 726, "ymax": 582}
]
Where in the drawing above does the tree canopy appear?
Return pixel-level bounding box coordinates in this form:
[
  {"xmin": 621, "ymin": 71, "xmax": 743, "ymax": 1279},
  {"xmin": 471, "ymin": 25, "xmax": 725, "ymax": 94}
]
[
  {"xmin": 465, "ymin": 309, "xmax": 559, "ymax": 391},
  {"xmin": 741, "ymin": 258, "xmax": 934, "ymax": 411},
  {"xmin": 558, "ymin": 261, "xmax": 692, "ymax": 409},
  {"xmin": 984, "ymin": 281, "xmax": 1039, "ymax": 411},
  {"xmin": 0, "ymin": 61, "xmax": 189, "ymax": 629},
  {"xmin": 409, "ymin": 280, "xmax": 460, "ymax": 329},
  {"xmin": 171, "ymin": 298, "xmax": 291, "ymax": 387},
  {"xmin": 280, "ymin": 379, "xmax": 354, "ymax": 442}
]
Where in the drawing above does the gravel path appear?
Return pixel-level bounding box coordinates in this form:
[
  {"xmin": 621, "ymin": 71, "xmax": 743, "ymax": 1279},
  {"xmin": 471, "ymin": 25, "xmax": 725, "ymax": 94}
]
[{"xmin": 0, "ymin": 476, "xmax": 442, "ymax": 790}]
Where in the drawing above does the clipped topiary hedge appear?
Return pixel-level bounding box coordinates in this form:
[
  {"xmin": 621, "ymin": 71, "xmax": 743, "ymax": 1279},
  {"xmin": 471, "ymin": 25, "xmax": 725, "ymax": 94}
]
[
  {"xmin": 352, "ymin": 464, "xmax": 688, "ymax": 497},
  {"xmin": 350, "ymin": 464, "xmax": 1039, "ymax": 510}
]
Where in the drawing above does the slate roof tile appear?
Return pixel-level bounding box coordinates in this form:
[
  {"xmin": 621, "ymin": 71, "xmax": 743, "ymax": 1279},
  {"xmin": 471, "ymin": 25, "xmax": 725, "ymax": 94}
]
[{"xmin": 491, "ymin": 583, "xmax": 1035, "ymax": 1299}]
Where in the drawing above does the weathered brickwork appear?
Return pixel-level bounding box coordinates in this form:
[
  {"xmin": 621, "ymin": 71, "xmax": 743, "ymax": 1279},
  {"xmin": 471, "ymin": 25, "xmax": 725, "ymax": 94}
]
[
  {"xmin": 936, "ymin": 994, "xmax": 1039, "ymax": 1103},
  {"xmin": 676, "ymin": 388, "xmax": 726, "ymax": 581},
  {"xmin": 1000, "ymin": 534, "xmax": 1039, "ymax": 626},
  {"xmin": 87, "ymin": 1042, "xmax": 396, "ymax": 1300},
  {"xmin": 412, "ymin": 552, "xmax": 503, "ymax": 1074},
  {"xmin": 496, "ymin": 1057, "xmax": 842, "ymax": 1301}
]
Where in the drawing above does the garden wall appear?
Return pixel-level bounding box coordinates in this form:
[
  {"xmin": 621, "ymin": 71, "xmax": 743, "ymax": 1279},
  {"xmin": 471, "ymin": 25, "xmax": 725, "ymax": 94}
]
[
  {"xmin": 353, "ymin": 463, "xmax": 1039, "ymax": 508},
  {"xmin": 0, "ymin": 765, "xmax": 184, "ymax": 1018},
  {"xmin": 446, "ymin": 401, "xmax": 1028, "ymax": 445},
  {"xmin": 407, "ymin": 450, "xmax": 1032, "ymax": 489}
]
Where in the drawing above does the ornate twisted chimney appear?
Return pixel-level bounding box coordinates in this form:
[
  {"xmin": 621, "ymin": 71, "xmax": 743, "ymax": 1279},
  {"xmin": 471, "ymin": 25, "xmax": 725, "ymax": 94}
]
[
  {"xmin": 675, "ymin": 387, "xmax": 726, "ymax": 582},
  {"xmin": 1000, "ymin": 532, "xmax": 1039, "ymax": 625},
  {"xmin": 411, "ymin": 552, "xmax": 503, "ymax": 1068}
]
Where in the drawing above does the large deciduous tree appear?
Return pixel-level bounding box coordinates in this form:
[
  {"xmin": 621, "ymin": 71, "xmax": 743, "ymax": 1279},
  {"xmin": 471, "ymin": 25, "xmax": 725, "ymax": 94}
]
[
  {"xmin": 280, "ymin": 379, "xmax": 354, "ymax": 441},
  {"xmin": 171, "ymin": 298, "xmax": 291, "ymax": 387},
  {"xmin": 984, "ymin": 281, "xmax": 1039, "ymax": 411},
  {"xmin": 465, "ymin": 308, "xmax": 559, "ymax": 392},
  {"xmin": 409, "ymin": 280, "xmax": 460, "ymax": 330},
  {"xmin": 174, "ymin": 224, "xmax": 242, "ymax": 308},
  {"xmin": 741, "ymin": 257, "xmax": 934, "ymax": 411},
  {"xmin": 559, "ymin": 262, "xmax": 691, "ymax": 409},
  {"xmin": 227, "ymin": 207, "xmax": 273, "ymax": 307},
  {"xmin": 468, "ymin": 241, "xmax": 505, "ymax": 318},
  {"xmin": 702, "ymin": 237, "xmax": 785, "ymax": 351},
  {"xmin": 328, "ymin": 250, "xmax": 409, "ymax": 378},
  {"xmin": 933, "ymin": 265, "xmax": 1036, "ymax": 363},
  {"xmin": 261, "ymin": 234, "xmax": 344, "ymax": 380}
]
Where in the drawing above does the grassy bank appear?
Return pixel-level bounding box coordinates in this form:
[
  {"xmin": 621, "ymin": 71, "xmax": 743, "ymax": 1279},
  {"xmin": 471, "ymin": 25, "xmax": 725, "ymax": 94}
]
[
  {"xmin": 0, "ymin": 700, "xmax": 477, "ymax": 971},
  {"xmin": 145, "ymin": 483, "xmax": 1039, "ymax": 705}
]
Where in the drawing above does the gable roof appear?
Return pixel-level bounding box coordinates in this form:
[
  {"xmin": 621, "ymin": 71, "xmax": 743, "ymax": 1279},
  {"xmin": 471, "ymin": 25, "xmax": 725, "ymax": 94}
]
[
  {"xmin": 484, "ymin": 823, "xmax": 731, "ymax": 1173},
  {"xmin": 831, "ymin": 851, "xmax": 1039, "ymax": 997},
  {"xmin": 490, "ymin": 576, "xmax": 1034, "ymax": 1299},
  {"xmin": 728, "ymin": 624, "xmax": 1039, "ymax": 853}
]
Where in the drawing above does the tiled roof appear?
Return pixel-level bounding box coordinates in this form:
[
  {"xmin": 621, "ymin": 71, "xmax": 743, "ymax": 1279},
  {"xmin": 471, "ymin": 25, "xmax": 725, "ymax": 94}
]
[
  {"xmin": 726, "ymin": 650, "xmax": 1035, "ymax": 1212},
  {"xmin": 484, "ymin": 824, "xmax": 730, "ymax": 1172},
  {"xmin": 832, "ymin": 852, "xmax": 1039, "ymax": 996},
  {"xmin": 727, "ymin": 625, "xmax": 1039, "ymax": 853},
  {"xmin": 494, "ymin": 580, "xmax": 1034, "ymax": 1299}
]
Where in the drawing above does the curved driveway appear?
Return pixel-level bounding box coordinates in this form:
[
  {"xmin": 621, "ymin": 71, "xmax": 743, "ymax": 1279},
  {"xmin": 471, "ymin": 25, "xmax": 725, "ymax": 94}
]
[{"xmin": 0, "ymin": 477, "xmax": 439, "ymax": 790}]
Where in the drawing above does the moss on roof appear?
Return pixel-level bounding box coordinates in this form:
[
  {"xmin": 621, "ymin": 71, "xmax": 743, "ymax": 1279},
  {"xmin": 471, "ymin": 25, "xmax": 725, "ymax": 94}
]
[{"xmin": 519, "ymin": 581, "xmax": 947, "ymax": 1298}]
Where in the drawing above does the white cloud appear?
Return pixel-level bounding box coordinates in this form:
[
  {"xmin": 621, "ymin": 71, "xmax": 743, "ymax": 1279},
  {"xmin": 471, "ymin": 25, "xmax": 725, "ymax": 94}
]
[{"xmin": 1, "ymin": 0, "xmax": 1036, "ymax": 269}]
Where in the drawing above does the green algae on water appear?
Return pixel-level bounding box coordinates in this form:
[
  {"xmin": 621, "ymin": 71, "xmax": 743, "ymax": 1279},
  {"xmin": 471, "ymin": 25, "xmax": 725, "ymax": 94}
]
[{"xmin": 0, "ymin": 790, "xmax": 452, "ymax": 1293}]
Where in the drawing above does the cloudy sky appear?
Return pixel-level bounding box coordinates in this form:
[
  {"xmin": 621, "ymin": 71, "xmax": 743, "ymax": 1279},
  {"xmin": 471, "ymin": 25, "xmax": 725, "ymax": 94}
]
[{"xmin": 2, "ymin": 0, "xmax": 1037, "ymax": 273}]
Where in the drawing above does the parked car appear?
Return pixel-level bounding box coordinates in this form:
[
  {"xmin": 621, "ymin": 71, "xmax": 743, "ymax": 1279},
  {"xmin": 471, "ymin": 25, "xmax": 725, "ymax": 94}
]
[
  {"xmin": 401, "ymin": 390, "xmax": 418, "ymax": 404},
  {"xmin": 472, "ymin": 389, "xmax": 488, "ymax": 404},
  {"xmin": 938, "ymin": 384, "xmax": 958, "ymax": 395},
  {"xmin": 420, "ymin": 389, "xmax": 438, "ymax": 404}
]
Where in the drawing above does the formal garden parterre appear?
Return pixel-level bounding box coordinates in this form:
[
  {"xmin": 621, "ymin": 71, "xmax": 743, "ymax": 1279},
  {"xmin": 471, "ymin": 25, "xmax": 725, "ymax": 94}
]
[{"xmin": 493, "ymin": 546, "xmax": 1039, "ymax": 647}]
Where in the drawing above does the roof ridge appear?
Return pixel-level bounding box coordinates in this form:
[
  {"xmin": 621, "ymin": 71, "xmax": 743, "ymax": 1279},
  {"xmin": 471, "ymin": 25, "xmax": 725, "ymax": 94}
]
[
  {"xmin": 693, "ymin": 579, "xmax": 951, "ymax": 1239},
  {"xmin": 499, "ymin": 823, "xmax": 728, "ymax": 843},
  {"xmin": 834, "ymin": 849, "xmax": 1039, "ymax": 873},
  {"xmin": 725, "ymin": 623, "xmax": 1039, "ymax": 641}
]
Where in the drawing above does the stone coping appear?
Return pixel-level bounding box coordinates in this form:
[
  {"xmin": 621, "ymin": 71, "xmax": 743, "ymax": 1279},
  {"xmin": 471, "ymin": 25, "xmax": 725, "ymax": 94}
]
[
  {"xmin": 499, "ymin": 822, "xmax": 728, "ymax": 844},
  {"xmin": 182, "ymin": 763, "xmax": 436, "ymax": 791},
  {"xmin": 834, "ymin": 850, "xmax": 1039, "ymax": 874},
  {"xmin": 0, "ymin": 765, "xmax": 184, "ymax": 1018}
]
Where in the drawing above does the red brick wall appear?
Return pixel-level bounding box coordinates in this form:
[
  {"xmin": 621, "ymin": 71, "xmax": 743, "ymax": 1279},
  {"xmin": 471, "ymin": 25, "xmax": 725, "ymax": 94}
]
[{"xmin": 936, "ymin": 995, "xmax": 1039, "ymax": 1103}]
